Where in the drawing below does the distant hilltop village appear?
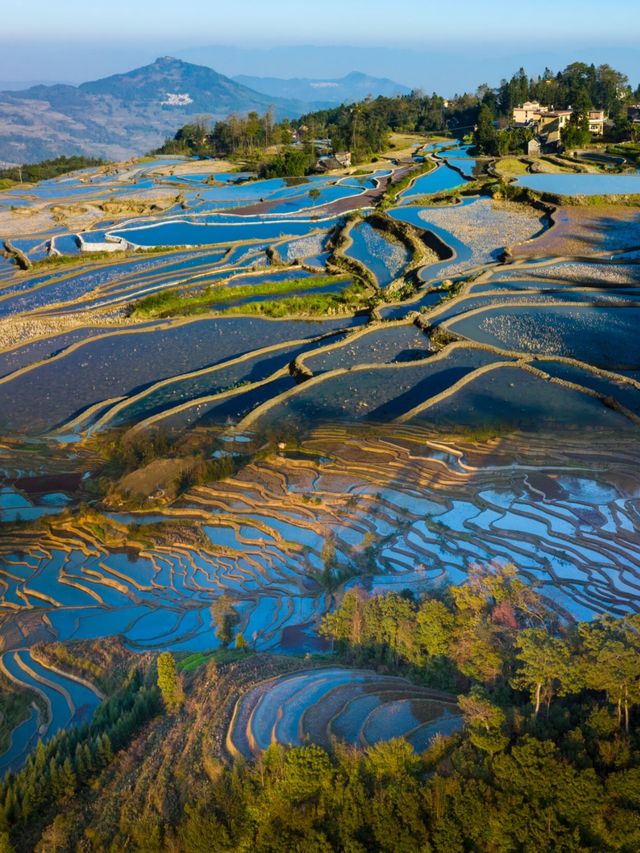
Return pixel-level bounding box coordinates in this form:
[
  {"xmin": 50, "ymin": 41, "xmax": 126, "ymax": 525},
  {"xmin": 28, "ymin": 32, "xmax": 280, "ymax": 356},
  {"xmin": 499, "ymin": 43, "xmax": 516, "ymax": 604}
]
[
  {"xmin": 513, "ymin": 101, "xmax": 606, "ymax": 135},
  {"xmin": 511, "ymin": 100, "xmax": 640, "ymax": 155}
]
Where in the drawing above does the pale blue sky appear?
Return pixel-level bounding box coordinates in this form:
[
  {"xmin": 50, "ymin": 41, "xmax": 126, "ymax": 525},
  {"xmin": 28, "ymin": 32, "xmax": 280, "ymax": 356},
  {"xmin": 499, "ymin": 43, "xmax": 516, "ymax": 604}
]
[
  {"xmin": 5, "ymin": 0, "xmax": 639, "ymax": 44},
  {"xmin": 1, "ymin": 0, "xmax": 638, "ymax": 90}
]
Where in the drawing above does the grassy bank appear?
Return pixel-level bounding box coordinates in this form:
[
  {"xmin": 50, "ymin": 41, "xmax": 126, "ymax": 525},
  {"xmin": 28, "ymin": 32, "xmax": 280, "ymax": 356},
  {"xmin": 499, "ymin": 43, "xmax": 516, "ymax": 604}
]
[
  {"xmin": 30, "ymin": 250, "xmax": 126, "ymax": 269},
  {"xmin": 130, "ymin": 273, "xmax": 352, "ymax": 319},
  {"xmin": 218, "ymin": 280, "xmax": 370, "ymax": 318},
  {"xmin": 378, "ymin": 159, "xmax": 438, "ymax": 209},
  {"xmin": 607, "ymin": 142, "xmax": 640, "ymax": 166}
]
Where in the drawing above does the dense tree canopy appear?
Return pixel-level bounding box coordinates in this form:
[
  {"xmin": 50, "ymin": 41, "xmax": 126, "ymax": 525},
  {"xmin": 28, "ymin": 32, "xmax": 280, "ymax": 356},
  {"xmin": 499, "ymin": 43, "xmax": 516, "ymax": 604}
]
[
  {"xmin": 157, "ymin": 60, "xmax": 639, "ymax": 173},
  {"xmin": 4, "ymin": 566, "xmax": 640, "ymax": 850},
  {"xmin": 0, "ymin": 155, "xmax": 105, "ymax": 183}
]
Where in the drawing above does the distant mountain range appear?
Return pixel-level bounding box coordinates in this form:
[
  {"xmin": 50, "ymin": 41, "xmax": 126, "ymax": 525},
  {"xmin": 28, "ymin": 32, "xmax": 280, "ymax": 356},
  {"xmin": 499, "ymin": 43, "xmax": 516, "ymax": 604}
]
[
  {"xmin": 0, "ymin": 57, "xmax": 295, "ymax": 164},
  {"xmin": 0, "ymin": 57, "xmax": 410, "ymax": 165},
  {"xmin": 232, "ymin": 71, "xmax": 411, "ymax": 106}
]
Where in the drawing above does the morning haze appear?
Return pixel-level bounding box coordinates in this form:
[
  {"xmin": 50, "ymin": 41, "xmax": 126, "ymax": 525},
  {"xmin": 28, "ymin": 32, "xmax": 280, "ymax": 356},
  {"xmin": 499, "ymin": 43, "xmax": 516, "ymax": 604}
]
[{"xmin": 1, "ymin": 1, "xmax": 640, "ymax": 851}]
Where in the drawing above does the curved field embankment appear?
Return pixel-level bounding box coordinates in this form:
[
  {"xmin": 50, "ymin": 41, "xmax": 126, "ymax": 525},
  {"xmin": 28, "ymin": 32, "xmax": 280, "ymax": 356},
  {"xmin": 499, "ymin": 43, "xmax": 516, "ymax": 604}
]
[{"xmin": 226, "ymin": 666, "xmax": 461, "ymax": 760}]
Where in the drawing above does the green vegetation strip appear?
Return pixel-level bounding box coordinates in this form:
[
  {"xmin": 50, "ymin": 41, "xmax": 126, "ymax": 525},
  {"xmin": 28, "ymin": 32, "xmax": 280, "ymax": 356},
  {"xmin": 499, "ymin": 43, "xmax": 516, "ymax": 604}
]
[
  {"xmin": 0, "ymin": 155, "xmax": 106, "ymax": 184},
  {"xmin": 131, "ymin": 273, "xmax": 354, "ymax": 318},
  {"xmin": 378, "ymin": 158, "xmax": 438, "ymax": 208},
  {"xmin": 218, "ymin": 281, "xmax": 369, "ymax": 318},
  {"xmin": 177, "ymin": 650, "xmax": 247, "ymax": 672}
]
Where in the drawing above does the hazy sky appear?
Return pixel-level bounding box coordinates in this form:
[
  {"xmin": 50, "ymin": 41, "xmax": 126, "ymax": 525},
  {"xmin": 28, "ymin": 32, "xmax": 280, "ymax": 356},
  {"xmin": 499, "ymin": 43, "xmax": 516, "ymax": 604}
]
[
  {"xmin": 4, "ymin": 0, "xmax": 639, "ymax": 45},
  {"xmin": 0, "ymin": 0, "xmax": 638, "ymax": 89}
]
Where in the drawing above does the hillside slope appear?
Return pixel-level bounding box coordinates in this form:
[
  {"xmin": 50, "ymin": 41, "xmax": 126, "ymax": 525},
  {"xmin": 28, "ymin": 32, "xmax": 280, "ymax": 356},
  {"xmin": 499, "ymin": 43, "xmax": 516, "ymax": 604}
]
[
  {"xmin": 233, "ymin": 70, "xmax": 411, "ymax": 105},
  {"xmin": 0, "ymin": 57, "xmax": 302, "ymax": 164}
]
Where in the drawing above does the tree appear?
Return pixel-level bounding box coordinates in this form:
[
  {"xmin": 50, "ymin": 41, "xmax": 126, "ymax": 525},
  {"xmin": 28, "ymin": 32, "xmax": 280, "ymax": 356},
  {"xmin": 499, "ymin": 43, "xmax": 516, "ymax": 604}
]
[
  {"xmin": 308, "ymin": 188, "xmax": 321, "ymax": 207},
  {"xmin": 235, "ymin": 632, "xmax": 249, "ymax": 652},
  {"xmin": 320, "ymin": 587, "xmax": 368, "ymax": 647},
  {"xmin": 473, "ymin": 104, "xmax": 499, "ymax": 155},
  {"xmin": 562, "ymin": 93, "xmax": 591, "ymax": 150},
  {"xmin": 491, "ymin": 737, "xmax": 603, "ymax": 848},
  {"xmin": 211, "ymin": 595, "xmax": 240, "ymax": 648},
  {"xmin": 36, "ymin": 814, "xmax": 71, "ymax": 852},
  {"xmin": 96, "ymin": 733, "xmax": 114, "ymax": 766},
  {"xmin": 53, "ymin": 758, "xmax": 76, "ymax": 803},
  {"xmin": 451, "ymin": 617, "xmax": 505, "ymax": 684},
  {"xmin": 512, "ymin": 628, "xmax": 573, "ymax": 716},
  {"xmin": 156, "ymin": 651, "xmax": 183, "ymax": 713},
  {"xmin": 579, "ymin": 617, "xmax": 640, "ymax": 732},
  {"xmin": 458, "ymin": 686, "xmax": 509, "ymax": 754},
  {"xmin": 415, "ymin": 599, "xmax": 455, "ymax": 659}
]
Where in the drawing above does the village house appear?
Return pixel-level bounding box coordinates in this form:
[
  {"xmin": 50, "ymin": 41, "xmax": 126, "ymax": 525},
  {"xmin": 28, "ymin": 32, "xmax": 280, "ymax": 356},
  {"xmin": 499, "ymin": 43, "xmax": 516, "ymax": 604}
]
[
  {"xmin": 314, "ymin": 151, "xmax": 352, "ymax": 172},
  {"xmin": 628, "ymin": 104, "xmax": 640, "ymax": 124},
  {"xmin": 513, "ymin": 102, "xmax": 607, "ymax": 137},
  {"xmin": 512, "ymin": 101, "xmax": 545, "ymax": 124},
  {"xmin": 512, "ymin": 102, "xmax": 608, "ymax": 152},
  {"xmin": 587, "ymin": 110, "xmax": 606, "ymax": 135}
]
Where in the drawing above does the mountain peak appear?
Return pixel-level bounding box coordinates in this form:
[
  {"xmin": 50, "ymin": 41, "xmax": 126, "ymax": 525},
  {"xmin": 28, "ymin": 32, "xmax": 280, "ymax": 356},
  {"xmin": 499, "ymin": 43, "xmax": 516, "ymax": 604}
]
[{"xmin": 0, "ymin": 56, "xmax": 298, "ymax": 163}]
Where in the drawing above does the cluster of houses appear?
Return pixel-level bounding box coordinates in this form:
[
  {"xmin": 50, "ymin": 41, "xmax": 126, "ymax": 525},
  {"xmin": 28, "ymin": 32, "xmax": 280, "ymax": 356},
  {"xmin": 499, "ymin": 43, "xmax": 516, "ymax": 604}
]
[
  {"xmin": 512, "ymin": 101, "xmax": 608, "ymax": 154},
  {"xmin": 288, "ymin": 125, "xmax": 353, "ymax": 171},
  {"xmin": 314, "ymin": 149, "xmax": 352, "ymax": 172}
]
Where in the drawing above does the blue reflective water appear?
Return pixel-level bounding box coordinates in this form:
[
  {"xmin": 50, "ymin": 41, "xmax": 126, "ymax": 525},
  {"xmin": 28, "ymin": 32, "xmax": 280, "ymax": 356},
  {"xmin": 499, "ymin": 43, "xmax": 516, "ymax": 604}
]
[
  {"xmin": 346, "ymin": 222, "xmax": 411, "ymax": 287},
  {"xmin": 112, "ymin": 217, "xmax": 340, "ymax": 248},
  {"xmin": 516, "ymin": 172, "xmax": 640, "ymax": 196},
  {"xmin": 390, "ymin": 205, "xmax": 473, "ymax": 280},
  {"xmin": 399, "ymin": 165, "xmax": 466, "ymax": 200}
]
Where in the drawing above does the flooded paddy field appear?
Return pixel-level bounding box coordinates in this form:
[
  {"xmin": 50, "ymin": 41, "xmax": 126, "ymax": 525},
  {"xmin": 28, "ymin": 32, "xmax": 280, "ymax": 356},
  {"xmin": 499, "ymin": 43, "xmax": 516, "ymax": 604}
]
[
  {"xmin": 445, "ymin": 304, "xmax": 640, "ymax": 368},
  {"xmin": 516, "ymin": 171, "xmax": 640, "ymax": 196},
  {"xmin": 227, "ymin": 666, "xmax": 461, "ymax": 758},
  {"xmin": 345, "ymin": 221, "xmax": 412, "ymax": 287},
  {"xmin": 0, "ymin": 316, "xmax": 360, "ymax": 434},
  {"xmin": 2, "ymin": 150, "xmax": 640, "ymax": 769},
  {"xmin": 2, "ymin": 424, "xmax": 640, "ymax": 763}
]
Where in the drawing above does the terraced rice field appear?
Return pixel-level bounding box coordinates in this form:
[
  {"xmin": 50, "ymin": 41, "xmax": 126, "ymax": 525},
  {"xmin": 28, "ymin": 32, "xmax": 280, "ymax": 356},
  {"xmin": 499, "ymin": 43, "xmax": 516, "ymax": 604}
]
[
  {"xmin": 2, "ymin": 151, "xmax": 640, "ymax": 772},
  {"xmin": 1, "ymin": 154, "xmax": 639, "ymax": 437},
  {"xmin": 227, "ymin": 667, "xmax": 461, "ymax": 758},
  {"xmin": 0, "ymin": 648, "xmax": 102, "ymax": 774},
  {"xmin": 3, "ymin": 427, "xmax": 640, "ymax": 660}
]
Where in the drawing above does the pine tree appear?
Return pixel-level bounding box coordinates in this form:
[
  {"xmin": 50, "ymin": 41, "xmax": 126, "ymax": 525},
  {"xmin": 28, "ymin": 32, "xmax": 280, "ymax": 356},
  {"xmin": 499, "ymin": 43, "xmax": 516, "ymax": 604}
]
[
  {"xmin": 96, "ymin": 734, "xmax": 114, "ymax": 767},
  {"xmin": 33, "ymin": 741, "xmax": 46, "ymax": 774},
  {"xmin": 156, "ymin": 652, "xmax": 183, "ymax": 712},
  {"xmin": 82, "ymin": 743, "xmax": 94, "ymax": 775},
  {"xmin": 57, "ymin": 758, "xmax": 76, "ymax": 802},
  {"xmin": 0, "ymin": 831, "xmax": 14, "ymax": 853},
  {"xmin": 3, "ymin": 790, "xmax": 16, "ymax": 825},
  {"xmin": 75, "ymin": 743, "xmax": 87, "ymax": 780},
  {"xmin": 48, "ymin": 758, "xmax": 61, "ymax": 800}
]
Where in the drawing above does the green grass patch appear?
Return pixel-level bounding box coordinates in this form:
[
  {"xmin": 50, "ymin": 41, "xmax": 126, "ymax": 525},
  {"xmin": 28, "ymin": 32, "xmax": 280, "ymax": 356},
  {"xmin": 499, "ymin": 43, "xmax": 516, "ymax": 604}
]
[
  {"xmin": 30, "ymin": 250, "xmax": 125, "ymax": 269},
  {"xmin": 131, "ymin": 273, "xmax": 352, "ymax": 319},
  {"xmin": 494, "ymin": 157, "xmax": 529, "ymax": 177},
  {"xmin": 378, "ymin": 159, "xmax": 438, "ymax": 209},
  {"xmin": 218, "ymin": 280, "xmax": 371, "ymax": 318},
  {"xmin": 177, "ymin": 649, "xmax": 251, "ymax": 672},
  {"xmin": 86, "ymin": 522, "xmax": 106, "ymax": 542}
]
